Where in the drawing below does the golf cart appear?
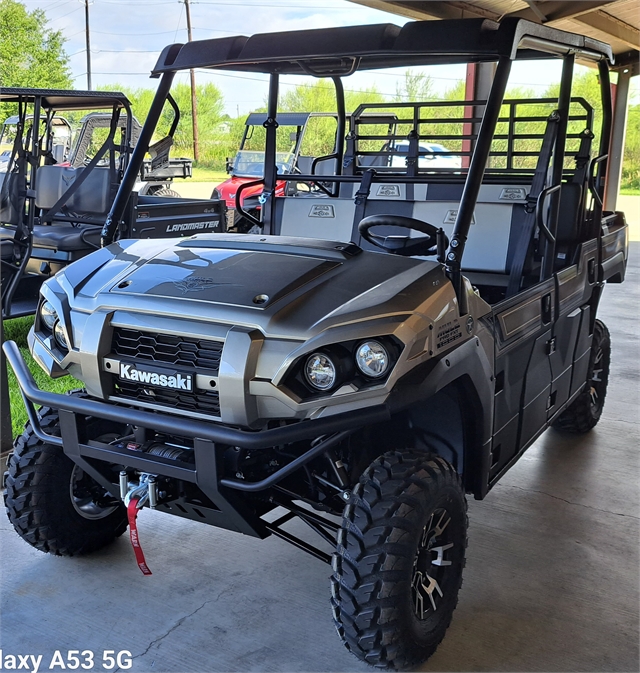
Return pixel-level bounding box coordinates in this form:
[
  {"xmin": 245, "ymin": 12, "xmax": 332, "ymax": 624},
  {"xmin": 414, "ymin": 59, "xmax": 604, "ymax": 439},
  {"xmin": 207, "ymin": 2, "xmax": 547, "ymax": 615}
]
[
  {"xmin": 3, "ymin": 18, "xmax": 627, "ymax": 670},
  {"xmin": 0, "ymin": 88, "xmax": 198, "ymax": 319}
]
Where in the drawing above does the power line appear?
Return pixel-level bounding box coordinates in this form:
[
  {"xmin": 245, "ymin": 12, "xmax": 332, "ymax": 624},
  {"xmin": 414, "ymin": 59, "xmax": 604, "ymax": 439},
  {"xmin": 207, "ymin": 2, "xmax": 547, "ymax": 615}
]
[
  {"xmin": 173, "ymin": 0, "xmax": 185, "ymax": 43},
  {"xmin": 49, "ymin": 4, "xmax": 83, "ymax": 19}
]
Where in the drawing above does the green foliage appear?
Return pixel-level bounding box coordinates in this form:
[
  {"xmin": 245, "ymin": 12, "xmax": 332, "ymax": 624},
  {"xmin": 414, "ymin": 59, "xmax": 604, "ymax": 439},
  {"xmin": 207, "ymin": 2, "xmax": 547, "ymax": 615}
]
[
  {"xmin": 96, "ymin": 81, "xmax": 234, "ymax": 168},
  {"xmin": 622, "ymin": 105, "xmax": 639, "ymax": 191},
  {"xmin": 278, "ymin": 79, "xmax": 385, "ymax": 115},
  {"xmin": 80, "ymin": 67, "xmax": 638, "ymax": 189},
  {"xmin": 4, "ymin": 317, "xmax": 81, "ymax": 437},
  {"xmin": 394, "ymin": 70, "xmax": 434, "ymax": 102},
  {"xmin": 0, "ymin": 0, "xmax": 71, "ymax": 120}
]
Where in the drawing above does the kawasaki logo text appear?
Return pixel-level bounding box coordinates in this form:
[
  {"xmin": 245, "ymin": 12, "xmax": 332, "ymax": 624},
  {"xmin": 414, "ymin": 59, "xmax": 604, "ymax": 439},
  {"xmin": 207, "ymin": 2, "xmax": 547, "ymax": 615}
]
[{"xmin": 119, "ymin": 364, "xmax": 192, "ymax": 391}]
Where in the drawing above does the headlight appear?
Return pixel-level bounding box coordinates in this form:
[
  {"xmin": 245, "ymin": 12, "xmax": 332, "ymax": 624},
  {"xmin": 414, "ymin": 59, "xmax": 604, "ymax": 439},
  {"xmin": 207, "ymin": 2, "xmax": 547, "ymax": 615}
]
[
  {"xmin": 305, "ymin": 352, "xmax": 336, "ymax": 391},
  {"xmin": 355, "ymin": 340, "xmax": 389, "ymax": 378},
  {"xmin": 54, "ymin": 321, "xmax": 69, "ymax": 350},
  {"xmin": 40, "ymin": 301, "xmax": 58, "ymax": 331},
  {"xmin": 211, "ymin": 188, "xmax": 221, "ymax": 200}
]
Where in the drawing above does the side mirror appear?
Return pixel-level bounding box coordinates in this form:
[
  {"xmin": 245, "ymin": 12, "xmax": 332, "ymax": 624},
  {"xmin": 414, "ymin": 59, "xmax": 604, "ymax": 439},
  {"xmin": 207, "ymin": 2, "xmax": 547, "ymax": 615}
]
[
  {"xmin": 225, "ymin": 157, "xmax": 233, "ymax": 173},
  {"xmin": 290, "ymin": 132, "xmax": 297, "ymax": 143}
]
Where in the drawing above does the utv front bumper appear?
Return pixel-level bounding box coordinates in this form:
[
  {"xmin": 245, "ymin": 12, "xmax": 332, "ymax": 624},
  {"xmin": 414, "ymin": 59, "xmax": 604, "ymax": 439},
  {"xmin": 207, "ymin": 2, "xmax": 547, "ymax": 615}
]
[{"xmin": 4, "ymin": 340, "xmax": 388, "ymax": 538}]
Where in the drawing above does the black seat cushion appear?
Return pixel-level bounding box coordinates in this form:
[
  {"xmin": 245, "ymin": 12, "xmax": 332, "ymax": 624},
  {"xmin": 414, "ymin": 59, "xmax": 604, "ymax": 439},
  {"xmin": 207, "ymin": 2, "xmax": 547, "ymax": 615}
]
[
  {"xmin": 32, "ymin": 223, "xmax": 101, "ymax": 251},
  {"xmin": 0, "ymin": 223, "xmax": 100, "ymax": 253}
]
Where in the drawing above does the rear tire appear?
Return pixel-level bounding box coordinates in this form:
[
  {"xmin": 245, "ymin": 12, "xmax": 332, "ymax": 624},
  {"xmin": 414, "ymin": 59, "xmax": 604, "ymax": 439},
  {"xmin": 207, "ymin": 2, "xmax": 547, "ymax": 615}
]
[
  {"xmin": 152, "ymin": 187, "xmax": 181, "ymax": 198},
  {"xmin": 552, "ymin": 319, "xmax": 610, "ymax": 433},
  {"xmin": 331, "ymin": 450, "xmax": 467, "ymax": 669},
  {"xmin": 4, "ymin": 405, "xmax": 128, "ymax": 556}
]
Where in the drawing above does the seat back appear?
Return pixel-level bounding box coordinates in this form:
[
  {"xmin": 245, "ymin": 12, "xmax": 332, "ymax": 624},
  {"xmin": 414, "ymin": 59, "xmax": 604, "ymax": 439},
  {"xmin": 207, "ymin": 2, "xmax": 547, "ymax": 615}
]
[
  {"xmin": 274, "ymin": 196, "xmax": 356, "ymax": 241},
  {"xmin": 411, "ymin": 185, "xmax": 524, "ymax": 273},
  {"xmin": 296, "ymin": 156, "xmax": 314, "ymax": 174},
  {"xmin": 273, "ymin": 182, "xmax": 526, "ymax": 274},
  {"xmin": 36, "ymin": 165, "xmax": 112, "ymax": 215},
  {"xmin": 0, "ymin": 172, "xmax": 25, "ymax": 226}
]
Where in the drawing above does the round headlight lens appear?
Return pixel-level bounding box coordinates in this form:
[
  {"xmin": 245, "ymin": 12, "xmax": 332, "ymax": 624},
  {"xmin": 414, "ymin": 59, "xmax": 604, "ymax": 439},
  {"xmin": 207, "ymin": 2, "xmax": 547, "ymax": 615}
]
[
  {"xmin": 40, "ymin": 301, "xmax": 58, "ymax": 331},
  {"xmin": 211, "ymin": 187, "xmax": 221, "ymax": 200},
  {"xmin": 304, "ymin": 352, "xmax": 336, "ymax": 391},
  {"xmin": 356, "ymin": 341, "xmax": 389, "ymax": 378},
  {"xmin": 53, "ymin": 321, "xmax": 69, "ymax": 350}
]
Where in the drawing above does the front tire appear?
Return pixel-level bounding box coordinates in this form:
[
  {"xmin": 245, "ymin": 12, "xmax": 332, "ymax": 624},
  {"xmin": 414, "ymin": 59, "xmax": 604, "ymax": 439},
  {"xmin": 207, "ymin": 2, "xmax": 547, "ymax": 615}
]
[
  {"xmin": 552, "ymin": 319, "xmax": 611, "ymax": 433},
  {"xmin": 4, "ymin": 405, "xmax": 128, "ymax": 556},
  {"xmin": 331, "ymin": 451, "xmax": 467, "ymax": 669}
]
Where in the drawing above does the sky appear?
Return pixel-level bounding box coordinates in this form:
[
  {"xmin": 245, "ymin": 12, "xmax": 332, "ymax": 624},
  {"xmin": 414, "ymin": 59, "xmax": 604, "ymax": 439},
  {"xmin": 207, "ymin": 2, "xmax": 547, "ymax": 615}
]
[{"xmin": 24, "ymin": 0, "xmax": 639, "ymax": 116}]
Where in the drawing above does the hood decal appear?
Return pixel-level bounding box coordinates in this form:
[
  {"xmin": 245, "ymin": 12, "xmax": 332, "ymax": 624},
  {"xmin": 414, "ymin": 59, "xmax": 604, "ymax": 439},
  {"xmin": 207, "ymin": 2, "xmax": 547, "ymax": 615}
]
[{"xmin": 172, "ymin": 277, "xmax": 237, "ymax": 294}]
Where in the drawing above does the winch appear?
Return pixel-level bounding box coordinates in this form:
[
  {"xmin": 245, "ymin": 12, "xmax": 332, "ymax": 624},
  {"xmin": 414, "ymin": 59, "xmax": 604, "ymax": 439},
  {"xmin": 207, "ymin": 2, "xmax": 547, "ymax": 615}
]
[{"xmin": 119, "ymin": 472, "xmax": 159, "ymax": 576}]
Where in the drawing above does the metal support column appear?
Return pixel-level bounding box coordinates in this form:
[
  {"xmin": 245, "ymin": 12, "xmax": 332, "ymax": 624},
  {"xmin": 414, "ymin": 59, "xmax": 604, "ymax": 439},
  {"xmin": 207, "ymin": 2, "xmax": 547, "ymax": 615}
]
[
  {"xmin": 604, "ymin": 68, "xmax": 632, "ymax": 212},
  {"xmin": 261, "ymin": 73, "xmax": 279, "ymax": 235},
  {"xmin": 101, "ymin": 71, "xmax": 176, "ymax": 246},
  {"xmin": 1, "ymin": 317, "xmax": 12, "ymax": 455},
  {"xmin": 448, "ymin": 57, "xmax": 512, "ymax": 311},
  {"xmin": 462, "ymin": 62, "xmax": 496, "ymax": 168}
]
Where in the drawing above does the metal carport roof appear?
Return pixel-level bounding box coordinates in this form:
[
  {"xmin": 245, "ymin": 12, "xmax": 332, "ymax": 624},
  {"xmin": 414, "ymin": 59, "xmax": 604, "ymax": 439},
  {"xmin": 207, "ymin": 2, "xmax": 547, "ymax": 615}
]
[
  {"xmin": 347, "ymin": 1, "xmax": 638, "ymax": 68},
  {"xmin": 347, "ymin": 0, "xmax": 639, "ymax": 209}
]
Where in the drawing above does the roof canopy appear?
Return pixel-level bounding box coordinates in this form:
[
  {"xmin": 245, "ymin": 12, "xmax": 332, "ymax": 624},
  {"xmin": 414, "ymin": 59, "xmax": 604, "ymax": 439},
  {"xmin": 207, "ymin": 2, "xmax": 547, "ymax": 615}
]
[
  {"xmin": 348, "ymin": 0, "xmax": 637, "ymax": 71},
  {"xmin": 0, "ymin": 88, "xmax": 130, "ymax": 111},
  {"xmin": 151, "ymin": 17, "xmax": 613, "ymax": 78}
]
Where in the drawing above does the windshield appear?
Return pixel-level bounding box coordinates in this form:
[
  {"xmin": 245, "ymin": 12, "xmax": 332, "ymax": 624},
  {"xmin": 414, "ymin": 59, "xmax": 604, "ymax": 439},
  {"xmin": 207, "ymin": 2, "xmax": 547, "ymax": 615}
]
[{"xmin": 231, "ymin": 150, "xmax": 295, "ymax": 177}]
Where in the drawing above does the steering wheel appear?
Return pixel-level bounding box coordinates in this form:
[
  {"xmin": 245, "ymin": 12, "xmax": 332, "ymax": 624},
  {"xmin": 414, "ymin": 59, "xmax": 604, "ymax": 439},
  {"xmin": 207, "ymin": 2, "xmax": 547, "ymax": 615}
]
[{"xmin": 358, "ymin": 214, "xmax": 447, "ymax": 257}]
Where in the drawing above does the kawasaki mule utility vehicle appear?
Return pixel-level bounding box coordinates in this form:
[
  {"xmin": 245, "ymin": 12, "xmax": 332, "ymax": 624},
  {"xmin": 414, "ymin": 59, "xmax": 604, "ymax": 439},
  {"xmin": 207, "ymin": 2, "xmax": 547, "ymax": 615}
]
[
  {"xmin": 0, "ymin": 89, "xmax": 195, "ymax": 319},
  {"xmin": 3, "ymin": 18, "xmax": 628, "ymax": 669}
]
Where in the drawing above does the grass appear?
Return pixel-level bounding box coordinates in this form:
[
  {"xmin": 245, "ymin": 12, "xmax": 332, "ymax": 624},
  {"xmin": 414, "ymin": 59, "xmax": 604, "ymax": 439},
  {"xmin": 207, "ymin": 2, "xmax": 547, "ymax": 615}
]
[
  {"xmin": 191, "ymin": 166, "xmax": 228, "ymax": 182},
  {"xmin": 3, "ymin": 316, "xmax": 82, "ymax": 438},
  {"xmin": 619, "ymin": 188, "xmax": 640, "ymax": 196}
]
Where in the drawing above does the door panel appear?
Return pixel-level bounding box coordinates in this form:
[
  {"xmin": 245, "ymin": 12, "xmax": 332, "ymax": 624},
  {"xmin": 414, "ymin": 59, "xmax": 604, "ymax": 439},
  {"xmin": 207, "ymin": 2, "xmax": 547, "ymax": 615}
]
[
  {"xmin": 548, "ymin": 307, "xmax": 581, "ymax": 419},
  {"xmin": 491, "ymin": 278, "xmax": 555, "ymax": 479},
  {"xmin": 520, "ymin": 328, "xmax": 552, "ymax": 446}
]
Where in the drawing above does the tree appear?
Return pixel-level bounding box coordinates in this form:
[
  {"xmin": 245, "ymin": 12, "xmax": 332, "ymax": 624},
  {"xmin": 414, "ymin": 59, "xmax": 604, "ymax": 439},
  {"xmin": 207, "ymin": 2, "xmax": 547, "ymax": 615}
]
[
  {"xmin": 622, "ymin": 104, "xmax": 639, "ymax": 190},
  {"xmin": 98, "ymin": 82, "xmax": 229, "ymax": 167},
  {"xmin": 394, "ymin": 69, "xmax": 434, "ymax": 102},
  {"xmin": 0, "ymin": 0, "xmax": 71, "ymax": 95}
]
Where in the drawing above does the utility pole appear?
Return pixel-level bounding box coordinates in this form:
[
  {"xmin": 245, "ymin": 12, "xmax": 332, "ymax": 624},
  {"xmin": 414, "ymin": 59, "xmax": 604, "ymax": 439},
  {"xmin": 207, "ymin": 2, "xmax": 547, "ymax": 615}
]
[
  {"xmin": 84, "ymin": 0, "xmax": 92, "ymax": 90},
  {"xmin": 184, "ymin": 0, "xmax": 200, "ymax": 162}
]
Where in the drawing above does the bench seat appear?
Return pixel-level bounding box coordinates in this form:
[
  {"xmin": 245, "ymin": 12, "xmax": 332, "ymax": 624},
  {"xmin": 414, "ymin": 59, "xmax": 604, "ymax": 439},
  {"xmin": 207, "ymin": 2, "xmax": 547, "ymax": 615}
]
[{"xmin": 0, "ymin": 223, "xmax": 100, "ymax": 253}]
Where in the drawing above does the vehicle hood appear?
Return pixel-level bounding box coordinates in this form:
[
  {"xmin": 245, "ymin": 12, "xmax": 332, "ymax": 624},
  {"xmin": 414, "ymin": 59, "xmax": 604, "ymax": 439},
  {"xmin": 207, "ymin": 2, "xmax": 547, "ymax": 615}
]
[
  {"xmin": 63, "ymin": 234, "xmax": 446, "ymax": 338},
  {"xmin": 216, "ymin": 176, "xmax": 285, "ymax": 207}
]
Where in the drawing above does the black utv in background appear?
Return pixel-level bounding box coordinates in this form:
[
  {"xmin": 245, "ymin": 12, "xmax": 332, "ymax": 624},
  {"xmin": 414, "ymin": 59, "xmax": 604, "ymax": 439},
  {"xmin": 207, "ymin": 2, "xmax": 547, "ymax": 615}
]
[
  {"xmin": 0, "ymin": 88, "xmax": 199, "ymax": 319},
  {"xmin": 3, "ymin": 18, "xmax": 627, "ymax": 670}
]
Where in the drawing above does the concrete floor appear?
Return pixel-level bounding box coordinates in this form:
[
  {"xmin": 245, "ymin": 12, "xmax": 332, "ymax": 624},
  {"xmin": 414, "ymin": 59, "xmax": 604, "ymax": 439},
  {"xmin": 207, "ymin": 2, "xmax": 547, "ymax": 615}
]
[{"xmin": 1, "ymin": 245, "xmax": 638, "ymax": 673}]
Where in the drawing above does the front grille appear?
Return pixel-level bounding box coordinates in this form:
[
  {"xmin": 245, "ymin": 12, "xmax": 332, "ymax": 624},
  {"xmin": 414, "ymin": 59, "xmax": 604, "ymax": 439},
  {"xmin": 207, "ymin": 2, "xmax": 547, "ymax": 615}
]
[
  {"xmin": 112, "ymin": 327, "xmax": 222, "ymax": 375},
  {"xmin": 114, "ymin": 379, "xmax": 221, "ymax": 416},
  {"xmin": 111, "ymin": 327, "xmax": 223, "ymax": 417}
]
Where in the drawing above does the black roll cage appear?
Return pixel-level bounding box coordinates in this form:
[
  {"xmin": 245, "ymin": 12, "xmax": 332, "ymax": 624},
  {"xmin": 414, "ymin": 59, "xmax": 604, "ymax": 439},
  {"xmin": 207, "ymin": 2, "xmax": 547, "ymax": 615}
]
[{"xmin": 101, "ymin": 17, "xmax": 614, "ymax": 311}]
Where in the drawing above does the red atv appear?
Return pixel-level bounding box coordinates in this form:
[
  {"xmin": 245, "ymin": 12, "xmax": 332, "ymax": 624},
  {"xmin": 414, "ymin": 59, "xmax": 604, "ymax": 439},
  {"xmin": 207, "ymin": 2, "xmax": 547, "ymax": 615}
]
[{"xmin": 213, "ymin": 112, "xmax": 338, "ymax": 231}]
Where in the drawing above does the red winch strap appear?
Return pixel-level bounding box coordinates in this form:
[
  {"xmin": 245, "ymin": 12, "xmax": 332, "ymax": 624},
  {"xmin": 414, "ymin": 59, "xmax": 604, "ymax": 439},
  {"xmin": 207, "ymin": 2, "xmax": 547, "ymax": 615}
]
[{"xmin": 127, "ymin": 496, "xmax": 152, "ymax": 576}]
